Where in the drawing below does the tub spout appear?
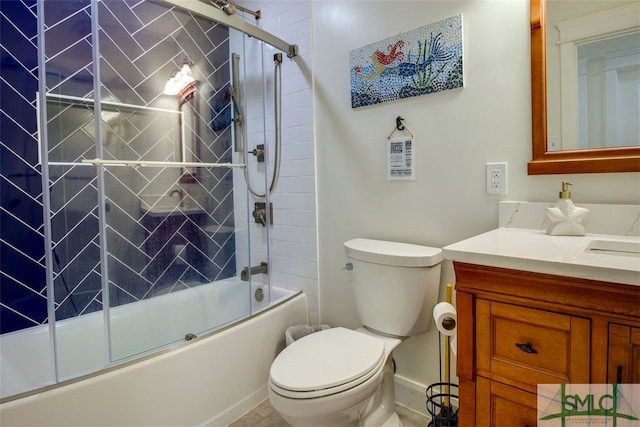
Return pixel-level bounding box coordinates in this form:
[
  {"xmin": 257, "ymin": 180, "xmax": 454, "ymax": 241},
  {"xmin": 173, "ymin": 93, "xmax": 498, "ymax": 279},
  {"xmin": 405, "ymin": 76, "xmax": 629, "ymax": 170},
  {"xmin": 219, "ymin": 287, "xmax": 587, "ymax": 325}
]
[{"xmin": 241, "ymin": 262, "xmax": 268, "ymax": 281}]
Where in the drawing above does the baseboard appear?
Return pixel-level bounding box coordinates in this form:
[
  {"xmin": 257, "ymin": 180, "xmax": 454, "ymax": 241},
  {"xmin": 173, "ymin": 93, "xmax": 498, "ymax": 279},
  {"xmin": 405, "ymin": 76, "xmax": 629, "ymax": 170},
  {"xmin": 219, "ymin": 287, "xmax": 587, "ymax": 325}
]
[
  {"xmin": 200, "ymin": 386, "xmax": 267, "ymax": 427},
  {"xmin": 394, "ymin": 375, "xmax": 459, "ymax": 418}
]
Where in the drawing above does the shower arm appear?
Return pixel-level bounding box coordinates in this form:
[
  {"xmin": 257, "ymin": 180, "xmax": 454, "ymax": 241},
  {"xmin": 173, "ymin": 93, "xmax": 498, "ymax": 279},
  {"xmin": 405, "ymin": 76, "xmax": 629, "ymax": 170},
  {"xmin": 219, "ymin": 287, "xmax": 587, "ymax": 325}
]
[{"xmin": 159, "ymin": 0, "xmax": 298, "ymax": 58}]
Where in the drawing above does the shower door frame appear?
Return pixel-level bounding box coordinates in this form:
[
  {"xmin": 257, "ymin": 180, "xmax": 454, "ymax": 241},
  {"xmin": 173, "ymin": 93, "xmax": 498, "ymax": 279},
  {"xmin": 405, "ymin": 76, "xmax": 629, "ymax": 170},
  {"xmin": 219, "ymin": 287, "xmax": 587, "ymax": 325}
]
[{"xmin": 159, "ymin": 0, "xmax": 298, "ymax": 59}]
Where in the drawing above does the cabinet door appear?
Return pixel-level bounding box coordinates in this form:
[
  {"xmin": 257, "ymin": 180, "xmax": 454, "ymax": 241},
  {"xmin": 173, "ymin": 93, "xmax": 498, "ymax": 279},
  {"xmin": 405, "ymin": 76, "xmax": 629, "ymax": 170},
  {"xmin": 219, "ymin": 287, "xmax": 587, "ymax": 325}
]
[
  {"xmin": 608, "ymin": 323, "xmax": 640, "ymax": 383},
  {"xmin": 476, "ymin": 377, "xmax": 538, "ymax": 427},
  {"xmin": 477, "ymin": 300, "xmax": 591, "ymax": 387}
]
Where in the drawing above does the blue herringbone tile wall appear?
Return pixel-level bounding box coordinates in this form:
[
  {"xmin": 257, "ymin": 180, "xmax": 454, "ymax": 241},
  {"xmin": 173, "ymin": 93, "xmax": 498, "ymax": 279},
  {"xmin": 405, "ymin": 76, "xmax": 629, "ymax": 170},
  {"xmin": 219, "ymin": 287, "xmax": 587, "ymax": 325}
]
[
  {"xmin": 1, "ymin": 0, "xmax": 235, "ymax": 334},
  {"xmin": 0, "ymin": 0, "xmax": 47, "ymax": 333}
]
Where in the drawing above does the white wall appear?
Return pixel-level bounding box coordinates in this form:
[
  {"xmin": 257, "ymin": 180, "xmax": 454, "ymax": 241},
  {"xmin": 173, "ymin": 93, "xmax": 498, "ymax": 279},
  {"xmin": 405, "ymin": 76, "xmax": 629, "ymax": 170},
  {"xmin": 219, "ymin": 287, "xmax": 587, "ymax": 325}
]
[{"xmin": 312, "ymin": 0, "xmax": 640, "ymax": 412}]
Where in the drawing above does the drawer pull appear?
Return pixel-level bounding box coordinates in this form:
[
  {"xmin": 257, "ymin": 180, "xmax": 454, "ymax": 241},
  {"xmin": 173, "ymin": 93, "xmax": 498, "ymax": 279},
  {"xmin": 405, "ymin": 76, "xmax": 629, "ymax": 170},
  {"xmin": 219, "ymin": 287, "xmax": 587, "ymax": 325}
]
[
  {"xmin": 617, "ymin": 365, "xmax": 623, "ymax": 383},
  {"xmin": 515, "ymin": 342, "xmax": 538, "ymax": 354}
]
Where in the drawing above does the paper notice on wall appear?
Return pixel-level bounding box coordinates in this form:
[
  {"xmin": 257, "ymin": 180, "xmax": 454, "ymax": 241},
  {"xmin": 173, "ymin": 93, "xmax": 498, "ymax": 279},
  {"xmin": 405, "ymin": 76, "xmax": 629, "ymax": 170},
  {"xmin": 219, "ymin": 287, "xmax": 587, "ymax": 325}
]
[{"xmin": 387, "ymin": 137, "xmax": 415, "ymax": 180}]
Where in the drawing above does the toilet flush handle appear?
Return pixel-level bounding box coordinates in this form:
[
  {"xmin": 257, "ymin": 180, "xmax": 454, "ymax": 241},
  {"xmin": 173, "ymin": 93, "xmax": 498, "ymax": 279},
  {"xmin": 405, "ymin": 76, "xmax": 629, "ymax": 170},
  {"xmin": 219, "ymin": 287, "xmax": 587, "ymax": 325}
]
[{"xmin": 343, "ymin": 262, "xmax": 353, "ymax": 271}]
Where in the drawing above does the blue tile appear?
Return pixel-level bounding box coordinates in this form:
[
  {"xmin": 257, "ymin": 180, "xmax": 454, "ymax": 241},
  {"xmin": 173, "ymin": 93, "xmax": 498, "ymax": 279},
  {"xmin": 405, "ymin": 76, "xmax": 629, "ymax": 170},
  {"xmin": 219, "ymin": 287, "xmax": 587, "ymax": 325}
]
[
  {"xmin": 0, "ymin": 305, "xmax": 41, "ymax": 334},
  {"xmin": 43, "ymin": 0, "xmax": 90, "ymax": 30},
  {"xmin": 55, "ymin": 216, "xmax": 99, "ymax": 265},
  {"xmin": 108, "ymin": 283, "xmax": 138, "ymax": 307},
  {"xmin": 45, "ymin": 37, "xmax": 93, "ymax": 93},
  {"xmin": 100, "ymin": 0, "xmax": 143, "ymax": 34},
  {"xmin": 0, "ymin": 176, "xmax": 44, "ymax": 227},
  {"xmin": 98, "ymin": 3, "xmax": 144, "ymax": 61},
  {"xmin": 0, "ymin": 53, "xmax": 38, "ymax": 104},
  {"xmin": 0, "ymin": 0, "xmax": 37, "ymax": 40},
  {"xmin": 130, "ymin": 0, "xmax": 170, "ymax": 25},
  {"xmin": 46, "ymin": 65, "xmax": 94, "ymax": 98},
  {"xmin": 0, "ymin": 110, "xmax": 38, "ymax": 161},
  {"xmin": 1, "ymin": 14, "xmax": 38, "ymax": 71},
  {"xmin": 1, "ymin": 208, "xmax": 45, "ymax": 261},
  {"xmin": 48, "ymin": 167, "xmax": 96, "ymax": 214},
  {"xmin": 98, "ymin": 57, "xmax": 145, "ymax": 105},
  {"xmin": 44, "ymin": 8, "xmax": 92, "ymax": 60},
  {"xmin": 133, "ymin": 10, "xmax": 180, "ymax": 51},
  {"xmin": 132, "ymin": 34, "xmax": 180, "ymax": 78},
  {"xmin": 99, "ymin": 30, "xmax": 145, "ymax": 87},
  {"xmin": 52, "ymin": 243, "xmax": 100, "ymax": 305},
  {"xmin": 207, "ymin": 23, "xmax": 229, "ymax": 52},
  {"xmin": 0, "ymin": 242, "xmax": 46, "ymax": 296}
]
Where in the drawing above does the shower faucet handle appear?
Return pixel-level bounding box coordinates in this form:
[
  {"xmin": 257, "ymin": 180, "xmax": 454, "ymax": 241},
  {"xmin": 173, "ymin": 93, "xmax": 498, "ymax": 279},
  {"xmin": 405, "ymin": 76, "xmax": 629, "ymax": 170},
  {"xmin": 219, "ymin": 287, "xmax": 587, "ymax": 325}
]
[
  {"xmin": 250, "ymin": 144, "xmax": 265, "ymax": 162},
  {"xmin": 253, "ymin": 202, "xmax": 272, "ymax": 226},
  {"xmin": 253, "ymin": 208, "xmax": 266, "ymax": 226}
]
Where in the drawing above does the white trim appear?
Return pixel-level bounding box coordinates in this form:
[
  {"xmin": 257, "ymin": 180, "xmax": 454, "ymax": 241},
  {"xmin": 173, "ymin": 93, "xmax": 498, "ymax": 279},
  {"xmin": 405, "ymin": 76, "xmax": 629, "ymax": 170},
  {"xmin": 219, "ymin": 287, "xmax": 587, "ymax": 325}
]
[
  {"xmin": 394, "ymin": 374, "xmax": 459, "ymax": 418},
  {"xmin": 555, "ymin": 4, "xmax": 640, "ymax": 150},
  {"xmin": 556, "ymin": 4, "xmax": 640, "ymax": 45}
]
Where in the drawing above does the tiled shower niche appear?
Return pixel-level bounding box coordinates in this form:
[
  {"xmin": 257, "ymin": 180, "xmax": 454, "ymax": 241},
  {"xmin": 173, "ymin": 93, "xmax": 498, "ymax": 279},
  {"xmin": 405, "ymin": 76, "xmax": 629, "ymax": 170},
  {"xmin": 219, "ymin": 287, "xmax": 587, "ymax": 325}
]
[{"xmin": 1, "ymin": 0, "xmax": 240, "ymax": 334}]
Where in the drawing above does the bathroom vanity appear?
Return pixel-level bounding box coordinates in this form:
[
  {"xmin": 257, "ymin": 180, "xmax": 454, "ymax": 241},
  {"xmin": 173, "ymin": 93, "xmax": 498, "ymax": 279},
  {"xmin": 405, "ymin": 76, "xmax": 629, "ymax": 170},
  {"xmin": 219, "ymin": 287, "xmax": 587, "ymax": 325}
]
[{"xmin": 444, "ymin": 222, "xmax": 640, "ymax": 426}]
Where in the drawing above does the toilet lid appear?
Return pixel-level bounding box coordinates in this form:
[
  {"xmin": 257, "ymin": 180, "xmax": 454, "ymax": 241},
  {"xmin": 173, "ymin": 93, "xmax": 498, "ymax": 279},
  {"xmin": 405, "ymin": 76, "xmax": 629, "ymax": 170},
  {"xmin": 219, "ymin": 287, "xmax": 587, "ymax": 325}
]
[{"xmin": 269, "ymin": 327, "xmax": 385, "ymax": 398}]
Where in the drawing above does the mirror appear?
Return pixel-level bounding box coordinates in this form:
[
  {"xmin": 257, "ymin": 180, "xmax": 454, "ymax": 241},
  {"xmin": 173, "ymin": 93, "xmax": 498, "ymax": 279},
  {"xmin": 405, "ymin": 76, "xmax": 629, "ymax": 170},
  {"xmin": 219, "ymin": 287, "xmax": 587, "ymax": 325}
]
[
  {"xmin": 529, "ymin": 0, "xmax": 640, "ymax": 174},
  {"xmin": 177, "ymin": 81, "xmax": 200, "ymax": 181}
]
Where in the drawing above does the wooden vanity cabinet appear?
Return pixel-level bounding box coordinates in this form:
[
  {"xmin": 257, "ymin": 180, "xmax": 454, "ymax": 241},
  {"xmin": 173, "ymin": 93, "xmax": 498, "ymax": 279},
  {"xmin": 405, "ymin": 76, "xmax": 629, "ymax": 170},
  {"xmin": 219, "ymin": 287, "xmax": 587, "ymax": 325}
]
[
  {"xmin": 454, "ymin": 262, "xmax": 640, "ymax": 427},
  {"xmin": 608, "ymin": 324, "xmax": 640, "ymax": 384}
]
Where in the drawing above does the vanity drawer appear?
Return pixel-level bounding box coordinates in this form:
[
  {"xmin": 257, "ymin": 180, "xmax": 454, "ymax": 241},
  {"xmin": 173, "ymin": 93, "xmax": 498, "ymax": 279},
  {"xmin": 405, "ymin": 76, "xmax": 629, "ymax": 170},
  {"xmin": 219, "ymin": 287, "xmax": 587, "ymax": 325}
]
[
  {"xmin": 477, "ymin": 300, "xmax": 590, "ymax": 387},
  {"xmin": 476, "ymin": 377, "xmax": 538, "ymax": 427}
]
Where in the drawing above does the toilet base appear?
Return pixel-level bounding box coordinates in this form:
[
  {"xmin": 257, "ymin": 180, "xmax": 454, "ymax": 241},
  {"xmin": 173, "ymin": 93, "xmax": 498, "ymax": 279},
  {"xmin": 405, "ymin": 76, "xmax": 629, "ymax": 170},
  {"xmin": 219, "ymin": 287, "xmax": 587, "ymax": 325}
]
[
  {"xmin": 361, "ymin": 359, "xmax": 399, "ymax": 427},
  {"xmin": 382, "ymin": 412, "xmax": 401, "ymax": 427}
]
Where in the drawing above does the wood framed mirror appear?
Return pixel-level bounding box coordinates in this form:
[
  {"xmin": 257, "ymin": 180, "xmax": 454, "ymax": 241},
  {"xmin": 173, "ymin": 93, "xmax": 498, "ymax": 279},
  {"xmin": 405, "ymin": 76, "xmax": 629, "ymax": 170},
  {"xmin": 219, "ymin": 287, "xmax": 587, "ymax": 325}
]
[{"xmin": 528, "ymin": 0, "xmax": 640, "ymax": 174}]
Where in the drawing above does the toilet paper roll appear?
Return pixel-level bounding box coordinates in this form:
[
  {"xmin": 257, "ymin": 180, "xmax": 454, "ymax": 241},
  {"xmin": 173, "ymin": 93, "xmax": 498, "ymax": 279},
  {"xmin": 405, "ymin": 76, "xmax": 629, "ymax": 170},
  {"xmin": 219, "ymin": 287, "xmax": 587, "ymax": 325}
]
[{"xmin": 433, "ymin": 302, "xmax": 457, "ymax": 336}]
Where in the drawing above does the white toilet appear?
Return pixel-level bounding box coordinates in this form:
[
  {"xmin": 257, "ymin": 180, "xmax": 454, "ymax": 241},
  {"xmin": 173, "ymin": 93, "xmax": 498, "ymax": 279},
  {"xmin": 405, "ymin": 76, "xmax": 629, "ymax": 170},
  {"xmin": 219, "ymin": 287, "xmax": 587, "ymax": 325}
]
[{"xmin": 268, "ymin": 238, "xmax": 442, "ymax": 426}]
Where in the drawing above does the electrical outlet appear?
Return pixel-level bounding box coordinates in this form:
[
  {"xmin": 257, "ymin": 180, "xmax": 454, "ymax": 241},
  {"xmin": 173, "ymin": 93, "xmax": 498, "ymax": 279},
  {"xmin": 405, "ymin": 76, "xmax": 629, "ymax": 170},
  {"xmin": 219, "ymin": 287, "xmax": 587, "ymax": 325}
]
[{"xmin": 486, "ymin": 162, "xmax": 508, "ymax": 194}]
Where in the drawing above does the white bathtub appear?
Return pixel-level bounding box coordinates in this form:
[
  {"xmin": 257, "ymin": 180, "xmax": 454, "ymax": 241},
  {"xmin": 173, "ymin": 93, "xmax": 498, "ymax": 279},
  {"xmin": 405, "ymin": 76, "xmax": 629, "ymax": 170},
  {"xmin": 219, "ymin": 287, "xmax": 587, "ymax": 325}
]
[{"xmin": 0, "ymin": 280, "xmax": 307, "ymax": 426}]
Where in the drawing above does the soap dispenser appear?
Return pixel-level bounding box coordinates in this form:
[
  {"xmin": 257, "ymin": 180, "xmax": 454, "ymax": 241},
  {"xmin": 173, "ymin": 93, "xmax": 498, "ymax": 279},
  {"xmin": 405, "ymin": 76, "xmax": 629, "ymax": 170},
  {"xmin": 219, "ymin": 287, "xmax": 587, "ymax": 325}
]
[{"xmin": 545, "ymin": 182, "xmax": 589, "ymax": 236}]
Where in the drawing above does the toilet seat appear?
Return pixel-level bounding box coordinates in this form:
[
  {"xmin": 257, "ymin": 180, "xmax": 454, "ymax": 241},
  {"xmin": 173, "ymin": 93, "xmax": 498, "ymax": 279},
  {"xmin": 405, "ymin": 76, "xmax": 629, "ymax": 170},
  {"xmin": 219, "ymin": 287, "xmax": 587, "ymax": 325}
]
[{"xmin": 269, "ymin": 327, "xmax": 385, "ymax": 399}]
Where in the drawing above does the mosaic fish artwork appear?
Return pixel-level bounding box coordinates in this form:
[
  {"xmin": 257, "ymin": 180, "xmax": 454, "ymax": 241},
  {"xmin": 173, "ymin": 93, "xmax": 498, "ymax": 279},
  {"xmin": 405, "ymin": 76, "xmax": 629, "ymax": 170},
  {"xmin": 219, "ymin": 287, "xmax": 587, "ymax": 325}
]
[{"xmin": 350, "ymin": 15, "xmax": 463, "ymax": 108}]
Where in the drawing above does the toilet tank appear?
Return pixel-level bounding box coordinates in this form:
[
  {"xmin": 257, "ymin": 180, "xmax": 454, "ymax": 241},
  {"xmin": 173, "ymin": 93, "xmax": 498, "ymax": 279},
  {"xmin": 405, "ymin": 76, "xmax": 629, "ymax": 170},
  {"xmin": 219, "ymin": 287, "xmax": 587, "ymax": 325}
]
[{"xmin": 344, "ymin": 238, "xmax": 442, "ymax": 337}]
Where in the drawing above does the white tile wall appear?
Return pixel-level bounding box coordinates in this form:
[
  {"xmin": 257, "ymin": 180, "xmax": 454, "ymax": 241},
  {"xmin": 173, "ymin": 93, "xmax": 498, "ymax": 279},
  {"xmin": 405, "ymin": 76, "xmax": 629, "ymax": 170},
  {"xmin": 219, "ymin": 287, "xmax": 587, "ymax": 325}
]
[{"xmin": 236, "ymin": 0, "xmax": 318, "ymax": 324}]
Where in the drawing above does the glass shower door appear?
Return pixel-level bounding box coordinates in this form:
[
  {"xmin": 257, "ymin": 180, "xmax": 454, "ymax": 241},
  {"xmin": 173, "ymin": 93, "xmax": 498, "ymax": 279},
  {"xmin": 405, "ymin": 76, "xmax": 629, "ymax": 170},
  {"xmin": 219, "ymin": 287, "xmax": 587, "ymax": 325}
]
[
  {"xmin": 41, "ymin": 0, "xmax": 108, "ymax": 381},
  {"xmin": 97, "ymin": 1, "xmax": 247, "ymax": 362}
]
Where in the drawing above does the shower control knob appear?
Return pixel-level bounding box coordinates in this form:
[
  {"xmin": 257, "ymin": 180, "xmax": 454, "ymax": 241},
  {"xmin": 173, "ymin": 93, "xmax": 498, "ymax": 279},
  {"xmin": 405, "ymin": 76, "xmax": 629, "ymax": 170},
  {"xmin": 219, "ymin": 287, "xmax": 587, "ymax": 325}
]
[{"xmin": 343, "ymin": 263, "xmax": 353, "ymax": 271}]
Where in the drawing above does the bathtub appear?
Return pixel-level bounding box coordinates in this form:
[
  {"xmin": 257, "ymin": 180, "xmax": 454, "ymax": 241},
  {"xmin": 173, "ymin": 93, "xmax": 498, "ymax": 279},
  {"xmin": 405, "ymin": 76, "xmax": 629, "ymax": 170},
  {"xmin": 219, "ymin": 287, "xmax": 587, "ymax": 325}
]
[{"xmin": 0, "ymin": 280, "xmax": 307, "ymax": 426}]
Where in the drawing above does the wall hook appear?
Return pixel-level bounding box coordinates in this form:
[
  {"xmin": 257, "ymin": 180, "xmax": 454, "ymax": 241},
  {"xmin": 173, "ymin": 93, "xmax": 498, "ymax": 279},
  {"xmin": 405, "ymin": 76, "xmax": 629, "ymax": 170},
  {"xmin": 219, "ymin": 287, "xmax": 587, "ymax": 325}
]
[{"xmin": 388, "ymin": 116, "xmax": 414, "ymax": 140}]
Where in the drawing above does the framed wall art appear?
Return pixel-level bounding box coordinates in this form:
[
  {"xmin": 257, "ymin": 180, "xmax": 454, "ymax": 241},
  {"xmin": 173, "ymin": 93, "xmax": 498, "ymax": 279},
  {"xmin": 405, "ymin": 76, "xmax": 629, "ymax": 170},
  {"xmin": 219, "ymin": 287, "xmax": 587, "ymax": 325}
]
[{"xmin": 350, "ymin": 15, "xmax": 463, "ymax": 108}]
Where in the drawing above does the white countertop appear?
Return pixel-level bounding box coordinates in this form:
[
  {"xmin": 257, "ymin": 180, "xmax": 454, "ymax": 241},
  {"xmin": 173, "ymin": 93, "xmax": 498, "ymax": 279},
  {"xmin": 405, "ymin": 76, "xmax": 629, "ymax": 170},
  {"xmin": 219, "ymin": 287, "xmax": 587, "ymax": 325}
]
[{"xmin": 443, "ymin": 228, "xmax": 640, "ymax": 286}]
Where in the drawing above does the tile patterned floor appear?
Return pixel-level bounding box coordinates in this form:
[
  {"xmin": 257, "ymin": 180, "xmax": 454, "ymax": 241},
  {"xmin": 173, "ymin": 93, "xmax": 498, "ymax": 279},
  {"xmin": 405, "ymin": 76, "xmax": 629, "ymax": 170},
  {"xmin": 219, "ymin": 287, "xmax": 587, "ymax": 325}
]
[{"xmin": 227, "ymin": 399, "xmax": 429, "ymax": 427}]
